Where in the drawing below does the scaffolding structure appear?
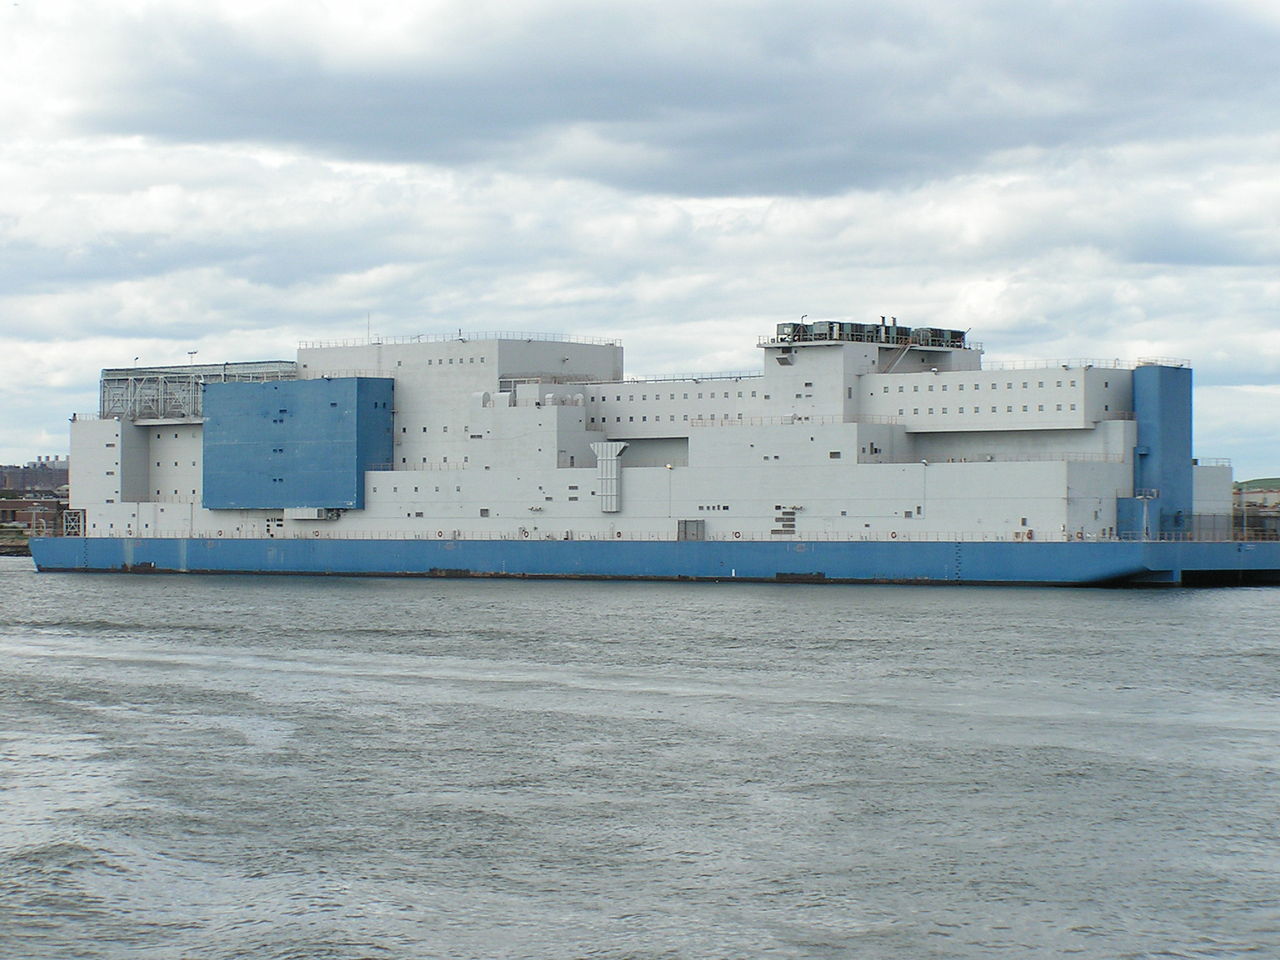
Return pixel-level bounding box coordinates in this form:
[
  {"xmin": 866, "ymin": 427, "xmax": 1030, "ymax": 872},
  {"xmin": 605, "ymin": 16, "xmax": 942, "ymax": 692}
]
[{"xmin": 99, "ymin": 361, "xmax": 297, "ymax": 421}]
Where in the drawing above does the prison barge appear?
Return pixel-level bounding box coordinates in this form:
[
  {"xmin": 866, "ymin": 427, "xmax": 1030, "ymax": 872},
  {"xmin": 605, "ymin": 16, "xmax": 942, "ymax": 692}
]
[{"xmin": 30, "ymin": 320, "xmax": 1280, "ymax": 585}]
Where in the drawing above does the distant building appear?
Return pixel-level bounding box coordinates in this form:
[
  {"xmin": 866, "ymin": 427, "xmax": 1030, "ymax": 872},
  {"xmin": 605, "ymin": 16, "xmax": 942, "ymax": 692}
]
[
  {"xmin": 1236, "ymin": 478, "xmax": 1280, "ymax": 539},
  {"xmin": 0, "ymin": 495, "xmax": 64, "ymax": 532},
  {"xmin": 0, "ymin": 455, "xmax": 69, "ymax": 493}
]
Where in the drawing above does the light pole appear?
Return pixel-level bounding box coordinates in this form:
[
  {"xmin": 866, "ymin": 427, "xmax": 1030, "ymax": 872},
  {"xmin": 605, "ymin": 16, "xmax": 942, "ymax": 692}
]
[
  {"xmin": 920, "ymin": 459, "xmax": 928, "ymax": 519},
  {"xmin": 1135, "ymin": 488, "xmax": 1158, "ymax": 541}
]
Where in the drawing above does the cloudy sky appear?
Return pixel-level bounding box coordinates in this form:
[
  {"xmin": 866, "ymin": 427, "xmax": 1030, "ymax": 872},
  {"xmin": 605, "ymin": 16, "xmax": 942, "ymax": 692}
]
[{"xmin": 2, "ymin": 0, "xmax": 1278, "ymax": 476}]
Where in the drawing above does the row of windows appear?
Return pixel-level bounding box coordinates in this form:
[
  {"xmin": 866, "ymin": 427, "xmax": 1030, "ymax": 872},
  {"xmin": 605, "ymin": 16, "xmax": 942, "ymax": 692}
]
[
  {"xmin": 900, "ymin": 404, "xmax": 1080, "ymax": 415},
  {"xmin": 394, "ymin": 356, "xmax": 485, "ymax": 366},
  {"xmin": 592, "ymin": 390, "xmax": 759, "ymax": 402},
  {"xmin": 590, "ymin": 413, "xmax": 747, "ymax": 424},
  {"xmin": 884, "ymin": 379, "xmax": 1086, "ymax": 394}
]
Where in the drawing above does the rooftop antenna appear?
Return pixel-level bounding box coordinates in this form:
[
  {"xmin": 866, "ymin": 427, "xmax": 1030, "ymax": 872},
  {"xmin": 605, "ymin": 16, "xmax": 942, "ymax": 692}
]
[{"xmin": 187, "ymin": 350, "xmax": 198, "ymax": 365}]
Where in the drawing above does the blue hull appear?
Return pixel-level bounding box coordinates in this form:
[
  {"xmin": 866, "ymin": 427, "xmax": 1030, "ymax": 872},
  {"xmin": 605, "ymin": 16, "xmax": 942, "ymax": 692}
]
[{"xmin": 27, "ymin": 537, "xmax": 1280, "ymax": 586}]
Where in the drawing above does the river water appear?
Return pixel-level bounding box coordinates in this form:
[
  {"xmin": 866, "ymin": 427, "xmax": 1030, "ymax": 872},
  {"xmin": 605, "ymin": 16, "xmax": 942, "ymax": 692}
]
[{"xmin": 2, "ymin": 556, "xmax": 1277, "ymax": 959}]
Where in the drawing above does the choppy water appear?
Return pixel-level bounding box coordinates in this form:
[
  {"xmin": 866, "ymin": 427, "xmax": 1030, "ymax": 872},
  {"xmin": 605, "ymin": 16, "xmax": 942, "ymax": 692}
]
[{"xmin": 1, "ymin": 556, "xmax": 1277, "ymax": 959}]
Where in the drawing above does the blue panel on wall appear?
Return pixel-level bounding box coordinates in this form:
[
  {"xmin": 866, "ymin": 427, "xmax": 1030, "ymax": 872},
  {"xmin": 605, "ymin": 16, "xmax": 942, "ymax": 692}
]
[
  {"xmin": 203, "ymin": 378, "xmax": 393, "ymax": 509},
  {"xmin": 1127, "ymin": 364, "xmax": 1192, "ymax": 535}
]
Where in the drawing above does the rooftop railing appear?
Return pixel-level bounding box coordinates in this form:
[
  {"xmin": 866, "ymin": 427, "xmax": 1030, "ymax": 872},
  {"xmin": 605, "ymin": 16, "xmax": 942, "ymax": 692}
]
[
  {"xmin": 299, "ymin": 331, "xmax": 621, "ymax": 349},
  {"xmin": 980, "ymin": 358, "xmax": 1133, "ymax": 371}
]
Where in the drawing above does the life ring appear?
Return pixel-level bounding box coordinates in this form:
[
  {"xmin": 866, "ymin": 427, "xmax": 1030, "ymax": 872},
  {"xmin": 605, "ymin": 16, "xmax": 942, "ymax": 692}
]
[
  {"xmin": 521, "ymin": 529, "xmax": 529, "ymax": 538},
  {"xmin": 889, "ymin": 531, "xmax": 897, "ymax": 539},
  {"xmin": 436, "ymin": 530, "xmax": 444, "ymax": 538},
  {"xmin": 733, "ymin": 531, "xmax": 741, "ymax": 539},
  {"xmin": 216, "ymin": 530, "xmax": 222, "ymax": 536},
  {"xmin": 616, "ymin": 531, "xmax": 623, "ymax": 538},
  {"xmin": 314, "ymin": 530, "xmax": 320, "ymax": 537},
  {"xmin": 1026, "ymin": 529, "xmax": 1034, "ymax": 541},
  {"xmin": 1076, "ymin": 530, "xmax": 1084, "ymax": 541}
]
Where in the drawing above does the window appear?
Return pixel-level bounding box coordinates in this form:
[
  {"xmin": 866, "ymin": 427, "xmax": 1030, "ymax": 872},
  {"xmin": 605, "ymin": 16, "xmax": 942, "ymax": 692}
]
[{"xmin": 829, "ymin": 451, "xmax": 841, "ymax": 459}]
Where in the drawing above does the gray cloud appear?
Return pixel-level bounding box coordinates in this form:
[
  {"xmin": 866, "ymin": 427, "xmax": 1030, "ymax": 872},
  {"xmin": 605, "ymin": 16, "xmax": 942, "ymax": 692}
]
[{"xmin": 76, "ymin": 1, "xmax": 1280, "ymax": 196}]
